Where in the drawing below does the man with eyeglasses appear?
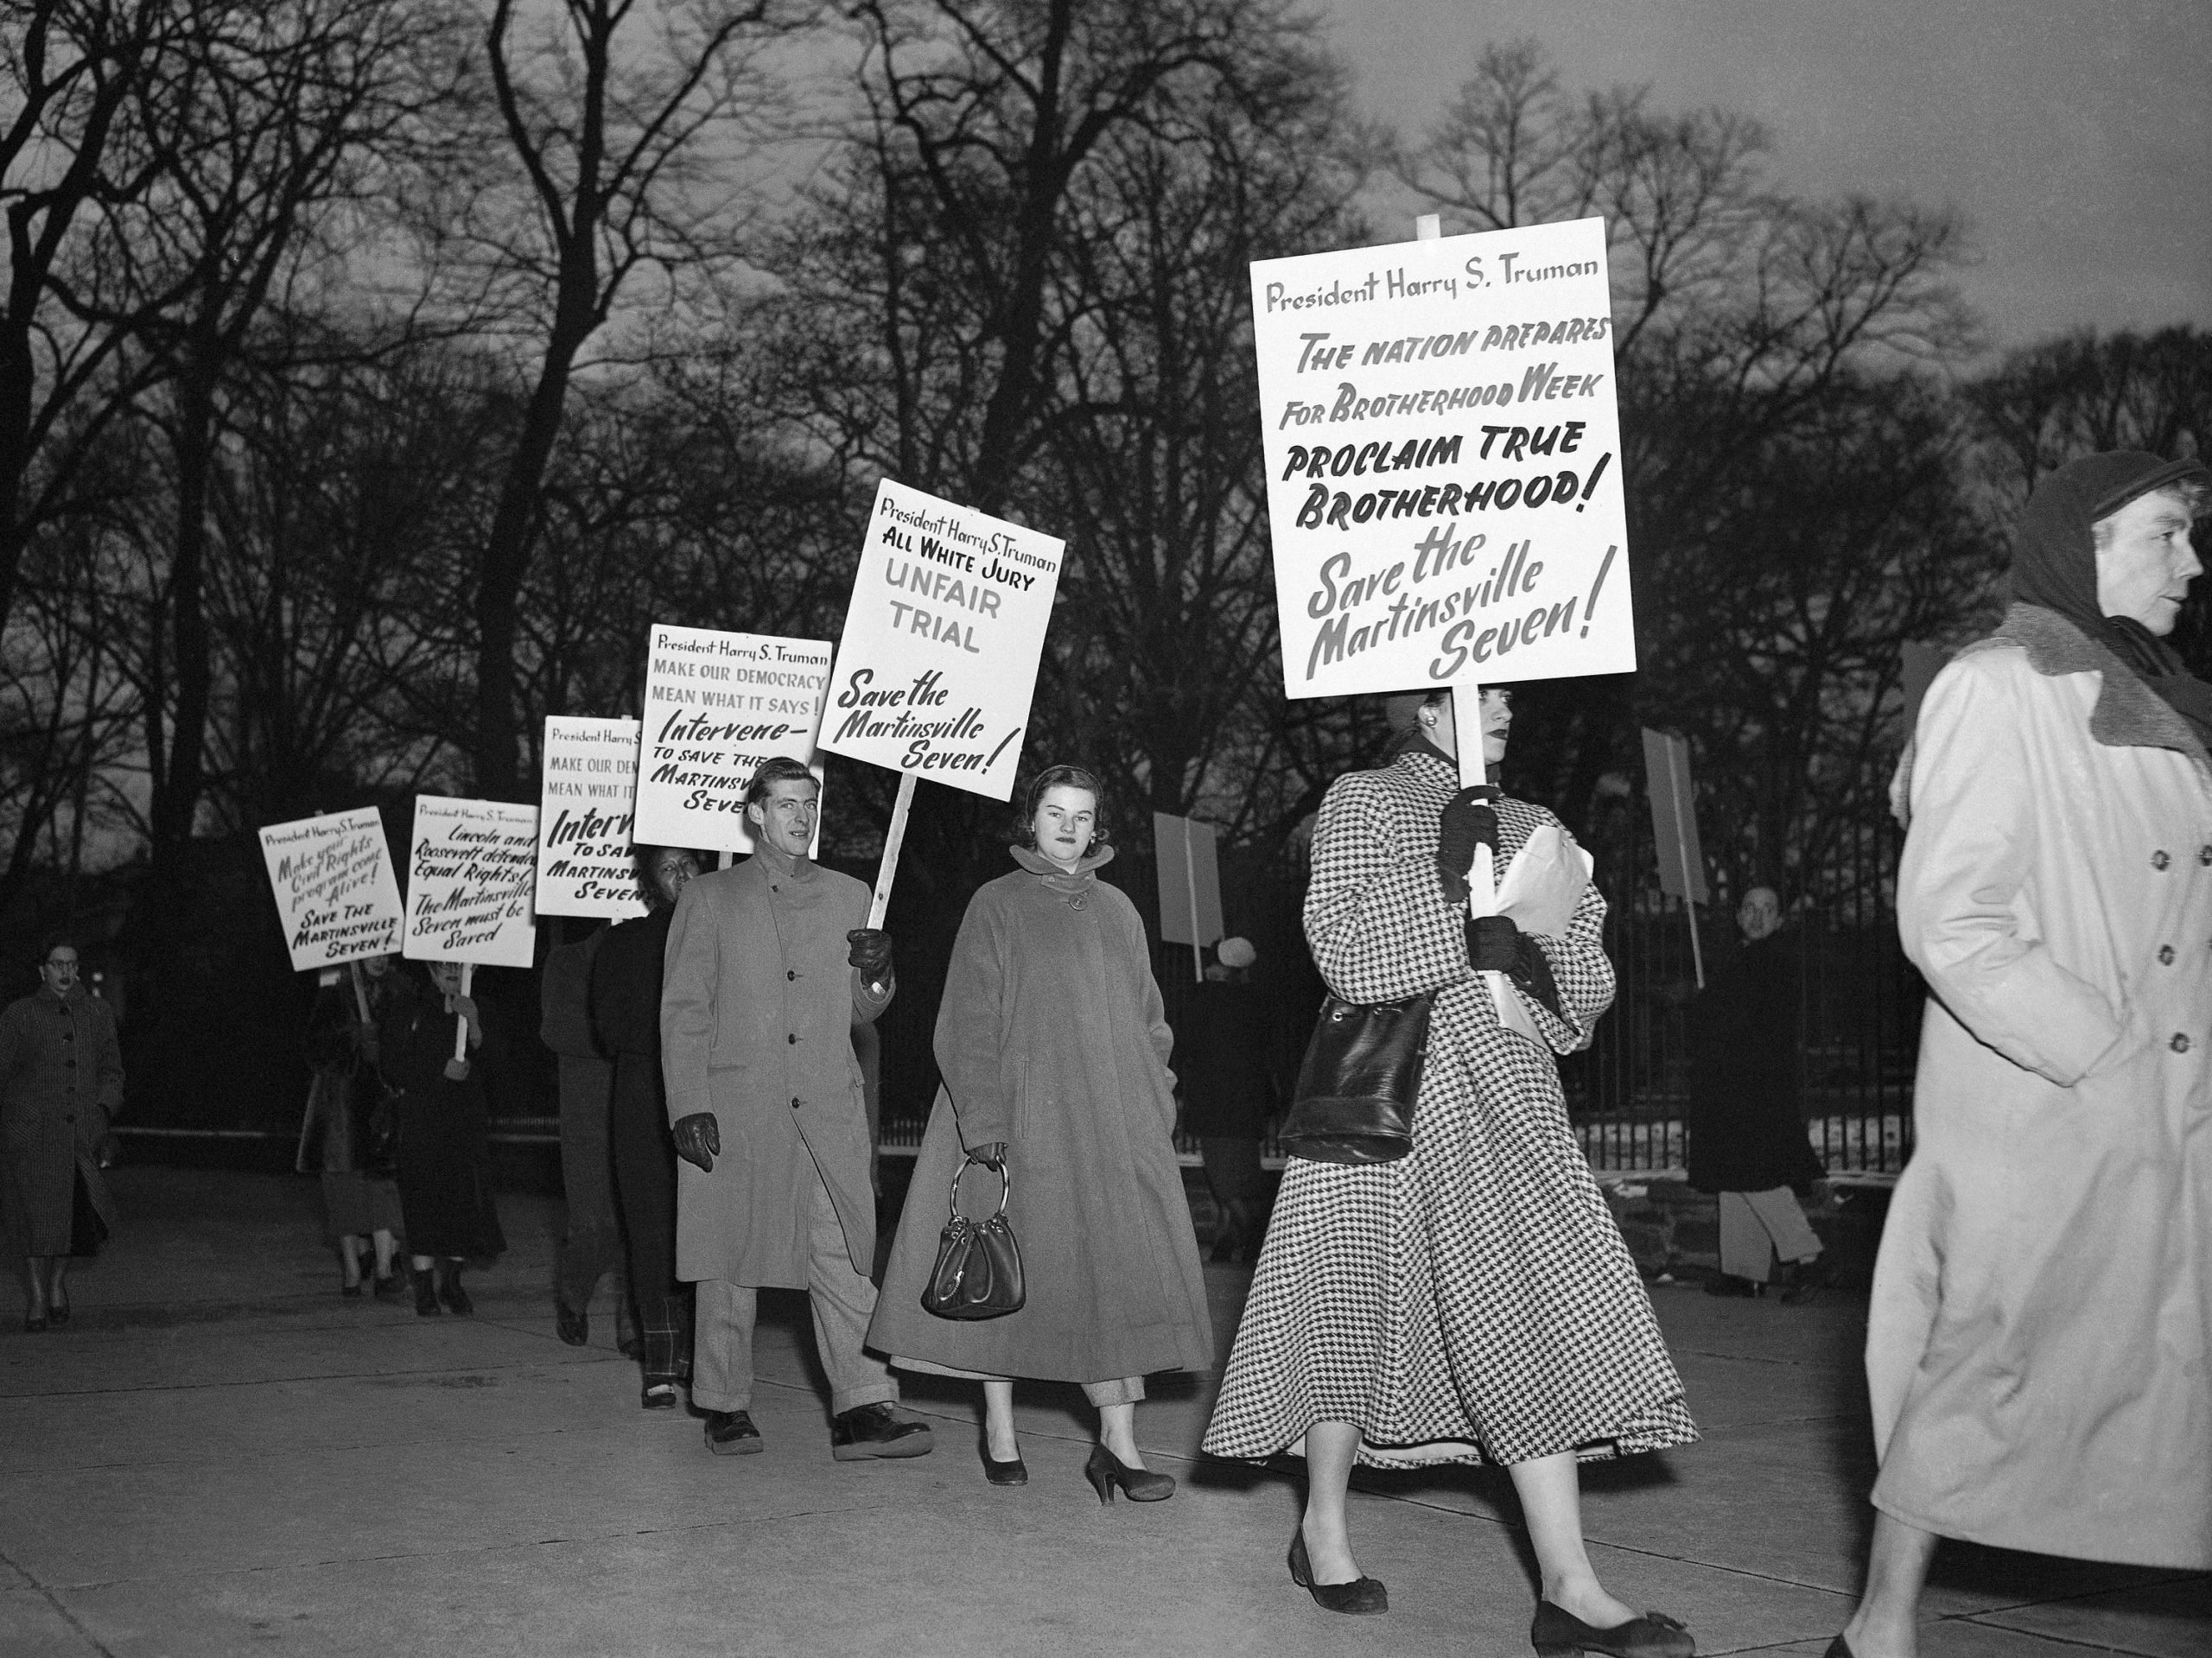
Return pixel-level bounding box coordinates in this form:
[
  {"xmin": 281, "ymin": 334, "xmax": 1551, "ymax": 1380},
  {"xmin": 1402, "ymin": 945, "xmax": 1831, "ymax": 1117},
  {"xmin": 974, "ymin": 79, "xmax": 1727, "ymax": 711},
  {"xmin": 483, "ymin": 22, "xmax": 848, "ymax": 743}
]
[{"xmin": 0, "ymin": 937, "xmax": 124, "ymax": 1331}]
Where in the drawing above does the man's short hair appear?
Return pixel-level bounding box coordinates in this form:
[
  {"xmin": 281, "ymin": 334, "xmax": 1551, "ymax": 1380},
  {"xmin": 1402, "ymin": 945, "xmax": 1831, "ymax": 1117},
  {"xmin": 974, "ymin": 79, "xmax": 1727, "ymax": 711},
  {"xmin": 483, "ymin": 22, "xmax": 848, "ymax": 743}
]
[{"xmin": 744, "ymin": 756, "xmax": 817, "ymax": 810}]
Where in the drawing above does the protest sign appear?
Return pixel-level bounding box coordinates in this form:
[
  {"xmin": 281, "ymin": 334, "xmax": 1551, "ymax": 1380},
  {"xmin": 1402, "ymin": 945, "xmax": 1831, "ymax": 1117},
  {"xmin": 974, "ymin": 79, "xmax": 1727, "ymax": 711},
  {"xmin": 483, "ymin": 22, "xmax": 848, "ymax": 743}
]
[
  {"xmin": 403, "ymin": 796, "xmax": 539, "ymax": 969},
  {"xmin": 536, "ymin": 716, "xmax": 645, "ymax": 919},
  {"xmin": 632, "ymin": 625, "xmax": 831, "ymax": 858},
  {"xmin": 1641, "ymin": 726, "xmax": 1708, "ymax": 987},
  {"xmin": 820, "ymin": 479, "xmax": 1065, "ymax": 804},
  {"xmin": 1154, "ymin": 812, "xmax": 1224, "ymax": 982},
  {"xmin": 823, "ymin": 478, "xmax": 1068, "ymax": 927},
  {"xmin": 257, "ymin": 808, "xmax": 404, "ymax": 973},
  {"xmin": 1251, "ymin": 215, "xmax": 1631, "ymax": 702}
]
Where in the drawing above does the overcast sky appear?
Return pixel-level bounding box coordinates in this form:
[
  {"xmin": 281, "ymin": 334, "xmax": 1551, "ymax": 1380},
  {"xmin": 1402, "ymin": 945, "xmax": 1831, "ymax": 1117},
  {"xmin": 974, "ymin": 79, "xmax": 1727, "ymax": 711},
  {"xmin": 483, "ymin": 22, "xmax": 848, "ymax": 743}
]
[{"xmin": 1320, "ymin": 0, "xmax": 2210, "ymax": 357}]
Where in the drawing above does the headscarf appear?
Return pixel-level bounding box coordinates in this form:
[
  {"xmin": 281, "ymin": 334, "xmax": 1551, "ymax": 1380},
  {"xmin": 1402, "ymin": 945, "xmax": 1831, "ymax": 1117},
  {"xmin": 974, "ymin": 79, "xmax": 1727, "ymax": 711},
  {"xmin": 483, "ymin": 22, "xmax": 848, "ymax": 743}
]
[{"xmin": 2012, "ymin": 451, "xmax": 2212, "ymax": 752}]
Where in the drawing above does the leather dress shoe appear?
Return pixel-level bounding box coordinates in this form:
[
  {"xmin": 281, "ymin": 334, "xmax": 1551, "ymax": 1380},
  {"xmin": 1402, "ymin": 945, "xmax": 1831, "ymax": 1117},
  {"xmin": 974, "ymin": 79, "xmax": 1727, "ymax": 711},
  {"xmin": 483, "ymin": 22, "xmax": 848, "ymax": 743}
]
[
  {"xmin": 554, "ymin": 1300, "xmax": 589, "ymax": 1345},
  {"xmin": 1530, "ymin": 1599, "xmax": 1694, "ymax": 1657},
  {"xmin": 1821, "ymin": 1639, "xmax": 1854, "ymax": 1658},
  {"xmin": 830, "ymin": 1402, "xmax": 932, "ymax": 1461},
  {"xmin": 981, "ymin": 1449, "xmax": 1027, "ymax": 1485},
  {"xmin": 704, "ymin": 1410, "xmax": 762, "ymax": 1455},
  {"xmin": 641, "ymin": 1382, "xmax": 681, "ymax": 1411},
  {"xmin": 1287, "ymin": 1529, "xmax": 1387, "ymax": 1615}
]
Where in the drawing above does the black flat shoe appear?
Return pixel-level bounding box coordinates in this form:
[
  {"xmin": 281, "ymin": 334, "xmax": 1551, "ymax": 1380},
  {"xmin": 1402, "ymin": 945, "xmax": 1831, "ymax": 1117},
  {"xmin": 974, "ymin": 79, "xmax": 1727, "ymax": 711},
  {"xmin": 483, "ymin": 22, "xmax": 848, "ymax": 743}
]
[
  {"xmin": 1822, "ymin": 1639, "xmax": 1854, "ymax": 1658},
  {"xmin": 1083, "ymin": 1443, "xmax": 1174, "ymax": 1502},
  {"xmin": 641, "ymin": 1382, "xmax": 680, "ymax": 1410},
  {"xmin": 410, "ymin": 1268, "xmax": 441, "ymax": 1316},
  {"xmin": 1287, "ymin": 1530, "xmax": 1387, "ymax": 1615},
  {"xmin": 830, "ymin": 1403, "xmax": 933, "ymax": 1461},
  {"xmin": 22, "ymin": 1312, "xmax": 47, "ymax": 1333},
  {"xmin": 341, "ymin": 1280, "xmax": 364, "ymax": 1299},
  {"xmin": 435, "ymin": 1263, "xmax": 473, "ymax": 1317},
  {"xmin": 555, "ymin": 1300, "xmax": 589, "ymax": 1345},
  {"xmin": 372, "ymin": 1272, "xmax": 401, "ymax": 1299},
  {"xmin": 1529, "ymin": 1599, "xmax": 1694, "ymax": 1658},
  {"xmin": 47, "ymin": 1296, "xmax": 70, "ymax": 1324},
  {"xmin": 982, "ymin": 1449, "xmax": 1028, "ymax": 1485}
]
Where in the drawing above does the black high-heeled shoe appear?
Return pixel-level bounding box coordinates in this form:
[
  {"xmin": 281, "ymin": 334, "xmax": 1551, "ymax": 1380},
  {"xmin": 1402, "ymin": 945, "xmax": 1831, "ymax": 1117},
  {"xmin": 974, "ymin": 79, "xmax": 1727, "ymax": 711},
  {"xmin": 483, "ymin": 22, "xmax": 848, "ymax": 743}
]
[
  {"xmin": 1821, "ymin": 1639, "xmax": 1854, "ymax": 1658},
  {"xmin": 1287, "ymin": 1529, "xmax": 1387, "ymax": 1615},
  {"xmin": 1082, "ymin": 1443, "xmax": 1174, "ymax": 1502},
  {"xmin": 981, "ymin": 1446, "xmax": 1028, "ymax": 1486}
]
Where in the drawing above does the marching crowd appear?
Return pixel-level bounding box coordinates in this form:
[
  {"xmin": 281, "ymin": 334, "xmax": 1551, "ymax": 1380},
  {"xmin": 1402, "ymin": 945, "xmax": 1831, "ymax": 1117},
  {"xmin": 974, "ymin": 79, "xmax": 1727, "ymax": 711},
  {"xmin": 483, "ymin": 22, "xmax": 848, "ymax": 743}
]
[{"xmin": 4, "ymin": 452, "xmax": 2208, "ymax": 1658}]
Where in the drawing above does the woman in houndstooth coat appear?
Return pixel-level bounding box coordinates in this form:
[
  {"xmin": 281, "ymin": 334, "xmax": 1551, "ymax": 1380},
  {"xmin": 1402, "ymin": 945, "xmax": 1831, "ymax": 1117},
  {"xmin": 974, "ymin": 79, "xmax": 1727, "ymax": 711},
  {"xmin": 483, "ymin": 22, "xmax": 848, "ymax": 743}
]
[{"xmin": 1204, "ymin": 689, "xmax": 1696, "ymax": 1651}]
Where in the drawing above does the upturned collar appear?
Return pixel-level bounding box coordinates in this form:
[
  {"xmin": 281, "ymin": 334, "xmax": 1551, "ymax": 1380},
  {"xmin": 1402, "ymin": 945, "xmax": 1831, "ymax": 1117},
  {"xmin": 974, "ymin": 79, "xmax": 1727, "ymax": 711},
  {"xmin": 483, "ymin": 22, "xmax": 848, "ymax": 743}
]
[
  {"xmin": 1961, "ymin": 603, "xmax": 2210, "ymax": 766},
  {"xmin": 751, "ymin": 841, "xmax": 816, "ymax": 882},
  {"xmin": 1009, "ymin": 842, "xmax": 1116, "ymax": 892}
]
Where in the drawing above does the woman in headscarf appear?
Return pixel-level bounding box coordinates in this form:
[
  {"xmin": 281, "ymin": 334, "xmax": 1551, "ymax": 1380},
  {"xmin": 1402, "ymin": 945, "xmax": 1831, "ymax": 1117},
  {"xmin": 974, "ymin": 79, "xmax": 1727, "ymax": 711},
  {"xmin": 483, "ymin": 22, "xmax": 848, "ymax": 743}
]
[
  {"xmin": 868, "ymin": 765, "xmax": 1212, "ymax": 1501},
  {"xmin": 1834, "ymin": 452, "xmax": 2212, "ymax": 1658},
  {"xmin": 1203, "ymin": 689, "xmax": 1696, "ymax": 1657}
]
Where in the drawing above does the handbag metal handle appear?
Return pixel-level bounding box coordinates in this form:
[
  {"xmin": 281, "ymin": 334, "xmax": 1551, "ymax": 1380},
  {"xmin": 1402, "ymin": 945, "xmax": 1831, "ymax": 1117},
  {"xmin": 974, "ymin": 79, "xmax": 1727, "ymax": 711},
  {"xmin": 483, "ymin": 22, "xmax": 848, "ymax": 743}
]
[{"xmin": 949, "ymin": 1151, "xmax": 1010, "ymax": 1221}]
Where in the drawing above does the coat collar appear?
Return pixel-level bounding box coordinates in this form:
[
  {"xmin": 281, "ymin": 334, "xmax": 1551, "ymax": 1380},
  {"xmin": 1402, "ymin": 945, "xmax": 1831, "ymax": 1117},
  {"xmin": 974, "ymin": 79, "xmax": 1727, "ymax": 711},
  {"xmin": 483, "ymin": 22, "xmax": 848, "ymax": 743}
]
[
  {"xmin": 1962, "ymin": 603, "xmax": 2211, "ymax": 765},
  {"xmin": 1009, "ymin": 842, "xmax": 1116, "ymax": 892}
]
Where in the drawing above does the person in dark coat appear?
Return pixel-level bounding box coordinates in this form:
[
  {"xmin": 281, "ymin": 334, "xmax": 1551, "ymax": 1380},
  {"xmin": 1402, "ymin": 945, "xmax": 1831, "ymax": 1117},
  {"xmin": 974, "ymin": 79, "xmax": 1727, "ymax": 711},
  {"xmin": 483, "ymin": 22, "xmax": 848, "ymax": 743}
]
[
  {"xmin": 377, "ymin": 960, "xmax": 505, "ymax": 1316},
  {"xmin": 0, "ymin": 937, "xmax": 123, "ymax": 1331},
  {"xmin": 298, "ymin": 954, "xmax": 405, "ymax": 1298},
  {"xmin": 589, "ymin": 845, "xmax": 699, "ymax": 1407},
  {"xmin": 543, "ymin": 925, "xmax": 635, "ymax": 1352},
  {"xmin": 1686, "ymin": 886, "xmax": 1827, "ymax": 1299},
  {"xmin": 869, "ymin": 765, "xmax": 1213, "ymax": 1499},
  {"xmin": 1177, "ymin": 937, "xmax": 1278, "ymax": 1263}
]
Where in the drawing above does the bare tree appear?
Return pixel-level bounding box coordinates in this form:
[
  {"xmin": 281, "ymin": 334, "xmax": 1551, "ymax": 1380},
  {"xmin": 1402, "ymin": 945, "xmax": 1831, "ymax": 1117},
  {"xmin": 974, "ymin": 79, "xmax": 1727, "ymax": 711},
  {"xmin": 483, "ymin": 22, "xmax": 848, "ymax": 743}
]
[
  {"xmin": 0, "ymin": 0, "xmax": 180, "ymax": 640},
  {"xmin": 460, "ymin": 0, "xmax": 818, "ymax": 800}
]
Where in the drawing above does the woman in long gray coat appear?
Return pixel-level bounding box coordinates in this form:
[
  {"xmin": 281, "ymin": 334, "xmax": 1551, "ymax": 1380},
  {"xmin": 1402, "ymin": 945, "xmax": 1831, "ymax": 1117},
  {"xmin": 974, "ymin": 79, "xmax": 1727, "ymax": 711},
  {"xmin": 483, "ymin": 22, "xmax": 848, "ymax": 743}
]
[
  {"xmin": 0, "ymin": 937, "xmax": 123, "ymax": 1331},
  {"xmin": 870, "ymin": 765, "xmax": 1212, "ymax": 1500}
]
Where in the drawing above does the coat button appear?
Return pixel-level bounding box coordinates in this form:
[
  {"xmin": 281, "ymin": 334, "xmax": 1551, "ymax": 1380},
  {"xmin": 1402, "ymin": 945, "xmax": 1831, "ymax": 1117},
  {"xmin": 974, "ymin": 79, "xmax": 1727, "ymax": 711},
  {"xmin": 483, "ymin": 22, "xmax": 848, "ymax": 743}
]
[
  {"xmin": 2161, "ymin": 945, "xmax": 2177, "ymax": 964},
  {"xmin": 2200, "ymin": 844, "xmax": 2212, "ymax": 865},
  {"xmin": 2174, "ymin": 1033, "xmax": 2194, "ymax": 1053},
  {"xmin": 786, "ymin": 1032, "xmax": 798, "ymax": 1044},
  {"xmin": 791, "ymin": 1096, "xmax": 802, "ymax": 1109},
  {"xmin": 2152, "ymin": 850, "xmax": 2171, "ymax": 870},
  {"xmin": 786, "ymin": 969, "xmax": 797, "ymax": 981},
  {"xmin": 1070, "ymin": 895, "xmax": 1087, "ymax": 911}
]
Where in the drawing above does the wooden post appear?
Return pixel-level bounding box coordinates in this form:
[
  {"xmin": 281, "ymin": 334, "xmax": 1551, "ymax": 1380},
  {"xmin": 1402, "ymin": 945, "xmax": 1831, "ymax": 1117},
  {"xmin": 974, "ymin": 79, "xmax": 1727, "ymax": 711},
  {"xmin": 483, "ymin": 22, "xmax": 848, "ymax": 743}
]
[
  {"xmin": 450, "ymin": 962, "xmax": 474, "ymax": 1067},
  {"xmin": 866, "ymin": 772, "xmax": 918, "ymax": 931}
]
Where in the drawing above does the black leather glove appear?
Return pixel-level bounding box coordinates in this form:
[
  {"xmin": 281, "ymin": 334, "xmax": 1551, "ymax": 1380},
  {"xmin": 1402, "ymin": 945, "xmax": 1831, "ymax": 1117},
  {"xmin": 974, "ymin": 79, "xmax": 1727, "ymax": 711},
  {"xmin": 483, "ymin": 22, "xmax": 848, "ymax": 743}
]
[
  {"xmin": 1466, "ymin": 914, "xmax": 1565, "ymax": 1019},
  {"xmin": 847, "ymin": 928, "xmax": 893, "ymax": 985},
  {"xmin": 1435, "ymin": 785, "xmax": 1501, "ymax": 905},
  {"xmin": 671, "ymin": 1112, "xmax": 720, "ymax": 1173},
  {"xmin": 1465, "ymin": 912, "xmax": 1522, "ymax": 972}
]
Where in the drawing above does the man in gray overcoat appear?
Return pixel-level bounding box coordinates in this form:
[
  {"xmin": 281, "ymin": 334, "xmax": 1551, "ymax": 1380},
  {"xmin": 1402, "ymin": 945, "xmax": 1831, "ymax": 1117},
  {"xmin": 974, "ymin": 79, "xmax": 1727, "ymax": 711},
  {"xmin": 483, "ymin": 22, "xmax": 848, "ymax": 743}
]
[{"xmin": 660, "ymin": 757, "xmax": 930, "ymax": 1461}]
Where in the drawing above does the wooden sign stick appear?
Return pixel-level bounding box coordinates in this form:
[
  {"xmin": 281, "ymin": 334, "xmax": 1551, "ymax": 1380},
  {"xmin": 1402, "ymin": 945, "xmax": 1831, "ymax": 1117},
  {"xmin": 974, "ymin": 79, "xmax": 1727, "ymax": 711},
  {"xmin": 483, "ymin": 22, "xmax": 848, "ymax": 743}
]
[
  {"xmin": 347, "ymin": 958, "xmax": 372, "ymax": 1027},
  {"xmin": 865, "ymin": 772, "xmax": 918, "ymax": 931},
  {"xmin": 450, "ymin": 962, "xmax": 474, "ymax": 1068},
  {"xmin": 1661, "ymin": 738, "xmax": 1706, "ymax": 989}
]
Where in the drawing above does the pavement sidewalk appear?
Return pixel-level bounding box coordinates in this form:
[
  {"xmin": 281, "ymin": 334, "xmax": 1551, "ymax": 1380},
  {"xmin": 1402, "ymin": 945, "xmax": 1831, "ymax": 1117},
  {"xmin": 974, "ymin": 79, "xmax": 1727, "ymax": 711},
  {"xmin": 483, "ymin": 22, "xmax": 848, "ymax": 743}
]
[{"xmin": 1, "ymin": 1166, "xmax": 2203, "ymax": 1657}]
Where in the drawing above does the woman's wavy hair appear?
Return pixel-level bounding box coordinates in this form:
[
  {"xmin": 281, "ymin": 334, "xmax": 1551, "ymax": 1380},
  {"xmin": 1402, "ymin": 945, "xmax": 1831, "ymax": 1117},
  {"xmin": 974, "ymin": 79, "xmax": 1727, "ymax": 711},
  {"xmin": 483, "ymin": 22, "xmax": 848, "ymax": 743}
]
[{"xmin": 1015, "ymin": 764, "xmax": 1109, "ymax": 848}]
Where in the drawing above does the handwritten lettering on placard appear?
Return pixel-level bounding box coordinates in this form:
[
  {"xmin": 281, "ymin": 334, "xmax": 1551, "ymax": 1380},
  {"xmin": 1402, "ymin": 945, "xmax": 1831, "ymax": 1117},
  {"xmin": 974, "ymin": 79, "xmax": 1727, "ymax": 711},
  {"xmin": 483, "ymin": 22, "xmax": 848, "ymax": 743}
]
[{"xmin": 257, "ymin": 807, "xmax": 405, "ymax": 972}]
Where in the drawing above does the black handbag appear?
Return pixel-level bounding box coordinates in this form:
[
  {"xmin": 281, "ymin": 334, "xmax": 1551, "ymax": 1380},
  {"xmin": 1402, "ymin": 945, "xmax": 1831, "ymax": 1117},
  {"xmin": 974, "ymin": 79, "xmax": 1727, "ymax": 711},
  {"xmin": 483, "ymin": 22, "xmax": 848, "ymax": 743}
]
[
  {"xmin": 1278, "ymin": 991, "xmax": 1435, "ymax": 1165},
  {"xmin": 919, "ymin": 1151, "xmax": 1026, "ymax": 1320}
]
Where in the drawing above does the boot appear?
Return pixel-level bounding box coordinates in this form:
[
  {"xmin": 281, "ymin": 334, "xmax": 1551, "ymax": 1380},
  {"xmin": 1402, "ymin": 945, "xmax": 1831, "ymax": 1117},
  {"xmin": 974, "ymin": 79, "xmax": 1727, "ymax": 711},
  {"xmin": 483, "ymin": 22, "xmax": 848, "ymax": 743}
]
[
  {"xmin": 435, "ymin": 1259, "xmax": 473, "ymax": 1316},
  {"xmin": 410, "ymin": 1267, "xmax": 442, "ymax": 1317}
]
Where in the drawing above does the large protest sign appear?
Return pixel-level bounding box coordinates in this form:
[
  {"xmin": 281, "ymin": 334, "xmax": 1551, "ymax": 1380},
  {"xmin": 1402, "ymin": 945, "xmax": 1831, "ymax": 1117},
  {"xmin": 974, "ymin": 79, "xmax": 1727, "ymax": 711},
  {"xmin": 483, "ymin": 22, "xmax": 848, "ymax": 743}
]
[
  {"xmin": 1154, "ymin": 812, "xmax": 1224, "ymax": 982},
  {"xmin": 632, "ymin": 625, "xmax": 831, "ymax": 857},
  {"xmin": 257, "ymin": 808, "xmax": 404, "ymax": 972},
  {"xmin": 536, "ymin": 716, "xmax": 645, "ymax": 918},
  {"xmin": 820, "ymin": 479, "xmax": 1065, "ymax": 804},
  {"xmin": 1251, "ymin": 215, "xmax": 1631, "ymax": 701},
  {"xmin": 403, "ymin": 796, "xmax": 539, "ymax": 969}
]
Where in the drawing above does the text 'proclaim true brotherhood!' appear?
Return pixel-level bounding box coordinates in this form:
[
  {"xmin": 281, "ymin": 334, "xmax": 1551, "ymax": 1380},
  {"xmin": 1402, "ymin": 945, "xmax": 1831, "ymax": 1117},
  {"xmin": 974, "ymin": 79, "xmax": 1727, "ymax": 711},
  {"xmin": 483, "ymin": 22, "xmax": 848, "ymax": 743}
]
[{"xmin": 1251, "ymin": 216, "xmax": 1635, "ymax": 697}]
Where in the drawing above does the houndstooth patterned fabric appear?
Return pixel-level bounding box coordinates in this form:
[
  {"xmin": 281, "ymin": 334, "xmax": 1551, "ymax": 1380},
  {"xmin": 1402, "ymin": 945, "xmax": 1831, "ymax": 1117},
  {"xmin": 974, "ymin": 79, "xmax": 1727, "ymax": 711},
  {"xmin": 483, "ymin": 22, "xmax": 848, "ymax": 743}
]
[{"xmin": 1202, "ymin": 748, "xmax": 1696, "ymax": 1469}]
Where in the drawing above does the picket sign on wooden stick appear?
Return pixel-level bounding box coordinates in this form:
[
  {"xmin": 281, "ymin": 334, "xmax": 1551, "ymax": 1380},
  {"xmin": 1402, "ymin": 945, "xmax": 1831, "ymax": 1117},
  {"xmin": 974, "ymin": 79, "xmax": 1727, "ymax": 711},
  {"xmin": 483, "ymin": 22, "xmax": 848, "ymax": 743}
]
[
  {"xmin": 1181, "ymin": 823, "xmax": 1205, "ymax": 984},
  {"xmin": 448, "ymin": 962, "xmax": 474, "ymax": 1074},
  {"xmin": 865, "ymin": 773, "xmax": 918, "ymax": 932},
  {"xmin": 347, "ymin": 958, "xmax": 371, "ymax": 1027}
]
